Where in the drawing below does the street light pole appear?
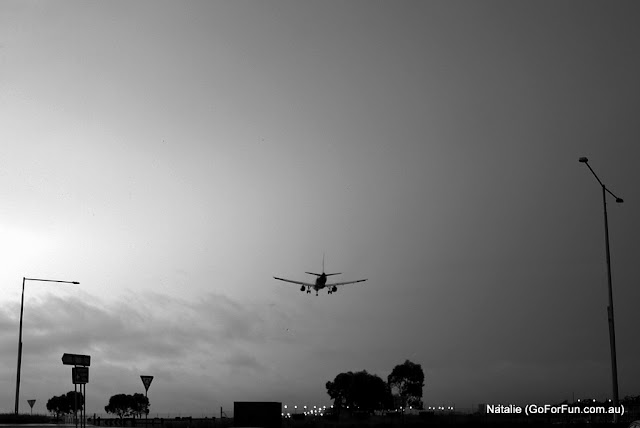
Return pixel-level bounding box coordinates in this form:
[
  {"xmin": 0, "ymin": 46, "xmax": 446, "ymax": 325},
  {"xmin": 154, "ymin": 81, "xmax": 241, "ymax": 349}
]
[
  {"xmin": 579, "ymin": 157, "xmax": 623, "ymax": 421},
  {"xmin": 15, "ymin": 277, "xmax": 79, "ymax": 415}
]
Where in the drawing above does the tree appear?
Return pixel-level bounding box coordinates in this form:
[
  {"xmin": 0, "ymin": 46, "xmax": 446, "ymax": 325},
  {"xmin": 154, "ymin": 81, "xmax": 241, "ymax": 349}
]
[
  {"xmin": 105, "ymin": 394, "xmax": 134, "ymax": 420},
  {"xmin": 105, "ymin": 393, "xmax": 150, "ymax": 420},
  {"xmin": 66, "ymin": 390, "xmax": 85, "ymax": 412},
  {"xmin": 131, "ymin": 393, "xmax": 150, "ymax": 418},
  {"xmin": 326, "ymin": 371, "xmax": 355, "ymax": 411},
  {"xmin": 388, "ymin": 360, "xmax": 425, "ymax": 409},
  {"xmin": 46, "ymin": 391, "xmax": 84, "ymax": 421},
  {"xmin": 351, "ymin": 370, "xmax": 392, "ymax": 411},
  {"xmin": 326, "ymin": 370, "xmax": 391, "ymax": 413},
  {"xmin": 47, "ymin": 395, "xmax": 70, "ymax": 421}
]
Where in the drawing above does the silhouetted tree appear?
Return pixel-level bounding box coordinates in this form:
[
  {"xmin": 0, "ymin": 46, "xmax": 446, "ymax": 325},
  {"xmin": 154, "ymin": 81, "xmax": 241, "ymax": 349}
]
[
  {"xmin": 388, "ymin": 360, "xmax": 424, "ymax": 409},
  {"xmin": 66, "ymin": 390, "xmax": 85, "ymax": 412},
  {"xmin": 327, "ymin": 371, "xmax": 355, "ymax": 411},
  {"xmin": 352, "ymin": 370, "xmax": 392, "ymax": 411},
  {"xmin": 46, "ymin": 391, "xmax": 84, "ymax": 421},
  {"xmin": 46, "ymin": 395, "xmax": 70, "ymax": 421},
  {"xmin": 105, "ymin": 394, "xmax": 134, "ymax": 420},
  {"xmin": 326, "ymin": 370, "xmax": 391, "ymax": 413},
  {"xmin": 131, "ymin": 393, "xmax": 150, "ymax": 418}
]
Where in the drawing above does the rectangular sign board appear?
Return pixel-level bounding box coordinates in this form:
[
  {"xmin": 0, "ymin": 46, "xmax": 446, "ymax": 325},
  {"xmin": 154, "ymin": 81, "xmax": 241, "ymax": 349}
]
[
  {"xmin": 73, "ymin": 367, "xmax": 89, "ymax": 384},
  {"xmin": 62, "ymin": 353, "xmax": 91, "ymax": 366}
]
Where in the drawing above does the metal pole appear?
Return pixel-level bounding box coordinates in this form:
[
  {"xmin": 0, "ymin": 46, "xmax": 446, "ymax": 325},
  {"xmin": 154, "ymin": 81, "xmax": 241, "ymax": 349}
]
[
  {"xmin": 15, "ymin": 277, "xmax": 78, "ymax": 415},
  {"xmin": 580, "ymin": 158, "xmax": 623, "ymax": 423},
  {"xmin": 602, "ymin": 185, "xmax": 620, "ymax": 421},
  {"xmin": 75, "ymin": 383, "xmax": 78, "ymax": 428},
  {"xmin": 15, "ymin": 277, "xmax": 26, "ymax": 414}
]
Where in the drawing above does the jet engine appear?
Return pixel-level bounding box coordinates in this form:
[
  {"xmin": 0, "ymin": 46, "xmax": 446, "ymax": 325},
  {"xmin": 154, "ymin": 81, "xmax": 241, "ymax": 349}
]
[
  {"xmin": 331, "ymin": 286, "xmax": 338, "ymax": 293},
  {"xmin": 300, "ymin": 286, "xmax": 305, "ymax": 292}
]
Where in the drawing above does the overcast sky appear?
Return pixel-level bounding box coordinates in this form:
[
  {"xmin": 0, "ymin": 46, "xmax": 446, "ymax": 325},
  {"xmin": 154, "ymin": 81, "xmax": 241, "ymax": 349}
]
[{"xmin": 2, "ymin": 0, "xmax": 640, "ymax": 417}]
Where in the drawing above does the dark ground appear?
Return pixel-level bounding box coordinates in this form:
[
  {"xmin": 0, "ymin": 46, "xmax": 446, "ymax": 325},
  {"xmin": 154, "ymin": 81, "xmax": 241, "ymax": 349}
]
[{"xmin": 2, "ymin": 413, "xmax": 636, "ymax": 428}]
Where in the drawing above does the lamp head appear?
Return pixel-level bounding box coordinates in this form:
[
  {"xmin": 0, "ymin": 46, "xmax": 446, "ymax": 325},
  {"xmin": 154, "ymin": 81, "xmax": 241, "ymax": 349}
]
[
  {"xmin": 72, "ymin": 281, "xmax": 80, "ymax": 284},
  {"xmin": 615, "ymin": 198, "xmax": 624, "ymax": 203},
  {"xmin": 579, "ymin": 157, "xmax": 589, "ymax": 163}
]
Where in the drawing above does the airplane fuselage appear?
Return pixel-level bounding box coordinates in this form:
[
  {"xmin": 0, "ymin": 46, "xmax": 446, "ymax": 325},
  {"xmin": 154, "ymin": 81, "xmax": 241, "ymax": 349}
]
[{"xmin": 315, "ymin": 274, "xmax": 327, "ymax": 290}]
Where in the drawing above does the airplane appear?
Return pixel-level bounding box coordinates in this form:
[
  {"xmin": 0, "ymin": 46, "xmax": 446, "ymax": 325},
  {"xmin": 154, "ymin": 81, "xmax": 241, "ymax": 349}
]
[{"xmin": 274, "ymin": 256, "xmax": 367, "ymax": 296}]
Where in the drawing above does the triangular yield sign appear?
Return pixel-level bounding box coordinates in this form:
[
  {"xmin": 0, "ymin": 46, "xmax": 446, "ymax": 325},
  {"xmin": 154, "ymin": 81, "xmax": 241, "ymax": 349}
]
[
  {"xmin": 141, "ymin": 375, "xmax": 154, "ymax": 391},
  {"xmin": 27, "ymin": 400, "xmax": 36, "ymax": 409}
]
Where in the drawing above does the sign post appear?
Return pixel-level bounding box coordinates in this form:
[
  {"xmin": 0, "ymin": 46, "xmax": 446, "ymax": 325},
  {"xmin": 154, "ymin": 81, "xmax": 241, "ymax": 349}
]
[
  {"xmin": 27, "ymin": 399, "xmax": 35, "ymax": 415},
  {"xmin": 140, "ymin": 376, "xmax": 154, "ymax": 421},
  {"xmin": 62, "ymin": 354, "xmax": 90, "ymax": 428}
]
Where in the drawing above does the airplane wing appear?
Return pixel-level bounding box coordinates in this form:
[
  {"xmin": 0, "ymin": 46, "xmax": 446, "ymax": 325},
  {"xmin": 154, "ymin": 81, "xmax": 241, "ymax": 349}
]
[
  {"xmin": 273, "ymin": 277, "xmax": 315, "ymax": 287},
  {"xmin": 326, "ymin": 279, "xmax": 368, "ymax": 287}
]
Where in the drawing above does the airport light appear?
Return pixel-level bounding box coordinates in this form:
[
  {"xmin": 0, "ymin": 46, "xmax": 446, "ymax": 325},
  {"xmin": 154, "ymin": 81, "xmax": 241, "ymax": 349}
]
[
  {"xmin": 579, "ymin": 157, "xmax": 623, "ymax": 422},
  {"xmin": 15, "ymin": 277, "xmax": 79, "ymax": 414}
]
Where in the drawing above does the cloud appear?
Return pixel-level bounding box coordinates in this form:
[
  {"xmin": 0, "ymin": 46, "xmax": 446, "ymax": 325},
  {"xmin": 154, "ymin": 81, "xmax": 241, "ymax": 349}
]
[{"xmin": 0, "ymin": 289, "xmax": 296, "ymax": 415}]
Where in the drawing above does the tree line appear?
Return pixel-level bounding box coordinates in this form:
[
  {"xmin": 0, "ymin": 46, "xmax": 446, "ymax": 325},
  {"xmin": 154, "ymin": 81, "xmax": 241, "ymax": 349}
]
[
  {"xmin": 325, "ymin": 359, "xmax": 424, "ymax": 413},
  {"xmin": 46, "ymin": 392, "xmax": 149, "ymax": 421}
]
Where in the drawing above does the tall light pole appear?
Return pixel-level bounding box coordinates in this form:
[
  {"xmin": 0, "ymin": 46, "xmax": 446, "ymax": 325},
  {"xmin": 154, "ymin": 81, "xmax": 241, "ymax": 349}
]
[
  {"xmin": 579, "ymin": 157, "xmax": 623, "ymax": 420},
  {"xmin": 15, "ymin": 277, "xmax": 79, "ymax": 414}
]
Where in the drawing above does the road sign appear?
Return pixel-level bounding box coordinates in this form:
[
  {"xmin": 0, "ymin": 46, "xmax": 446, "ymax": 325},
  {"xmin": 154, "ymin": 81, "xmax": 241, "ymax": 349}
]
[
  {"xmin": 141, "ymin": 375, "xmax": 153, "ymax": 391},
  {"xmin": 73, "ymin": 367, "xmax": 89, "ymax": 384},
  {"xmin": 27, "ymin": 399, "xmax": 36, "ymax": 409},
  {"xmin": 62, "ymin": 353, "xmax": 91, "ymax": 366}
]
